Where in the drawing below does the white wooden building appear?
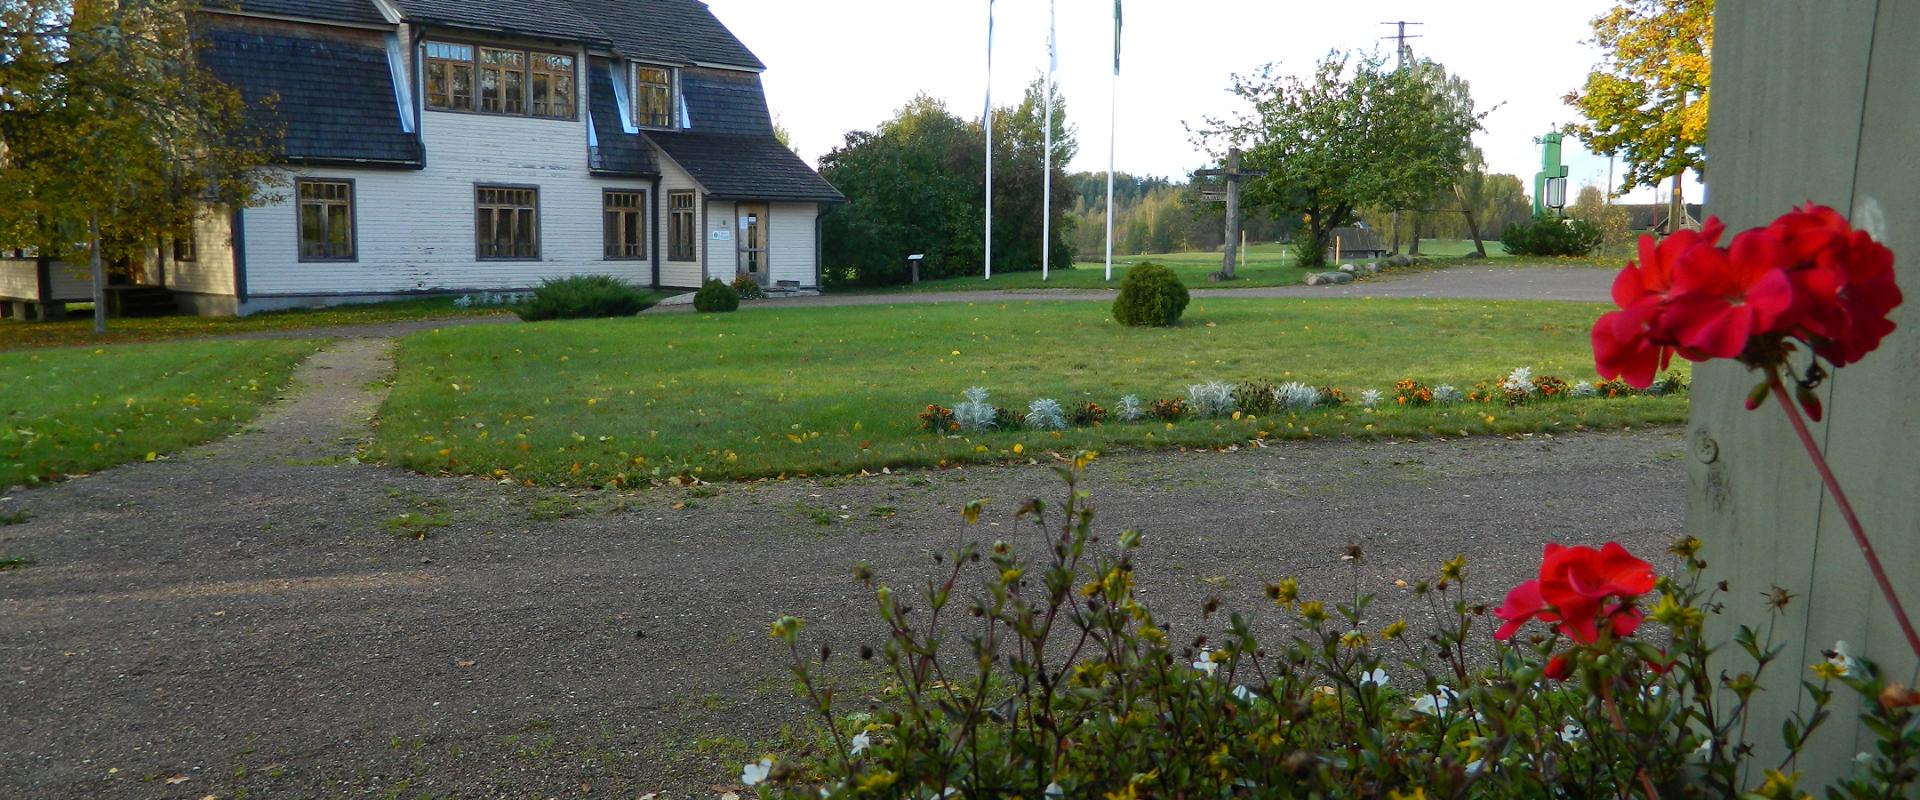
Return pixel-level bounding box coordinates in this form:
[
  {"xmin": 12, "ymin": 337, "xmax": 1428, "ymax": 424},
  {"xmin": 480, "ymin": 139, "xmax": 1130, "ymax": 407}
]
[{"xmin": 0, "ymin": 0, "xmax": 841, "ymax": 318}]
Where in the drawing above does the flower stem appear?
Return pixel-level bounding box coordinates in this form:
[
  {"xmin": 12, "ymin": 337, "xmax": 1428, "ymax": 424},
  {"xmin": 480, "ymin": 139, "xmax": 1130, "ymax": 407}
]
[
  {"xmin": 1766, "ymin": 369, "xmax": 1920, "ymax": 660},
  {"xmin": 1599, "ymin": 682, "xmax": 1661, "ymax": 800}
]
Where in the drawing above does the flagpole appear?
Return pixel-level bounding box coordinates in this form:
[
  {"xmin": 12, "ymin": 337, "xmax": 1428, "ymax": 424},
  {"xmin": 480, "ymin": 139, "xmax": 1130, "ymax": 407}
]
[
  {"xmin": 1042, "ymin": 0, "xmax": 1055, "ymax": 281},
  {"xmin": 1105, "ymin": 1, "xmax": 1120, "ymax": 281},
  {"xmin": 983, "ymin": 0, "xmax": 994, "ymax": 281}
]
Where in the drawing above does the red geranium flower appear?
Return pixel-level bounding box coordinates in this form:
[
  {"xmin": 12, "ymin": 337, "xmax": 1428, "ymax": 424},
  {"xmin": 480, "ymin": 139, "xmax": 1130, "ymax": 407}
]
[
  {"xmin": 1544, "ymin": 653, "xmax": 1574, "ymax": 681},
  {"xmin": 1495, "ymin": 542, "xmax": 1656, "ymax": 645},
  {"xmin": 1665, "ymin": 227, "xmax": 1796, "ymax": 359},
  {"xmin": 1767, "ymin": 204, "xmax": 1902, "ymax": 366}
]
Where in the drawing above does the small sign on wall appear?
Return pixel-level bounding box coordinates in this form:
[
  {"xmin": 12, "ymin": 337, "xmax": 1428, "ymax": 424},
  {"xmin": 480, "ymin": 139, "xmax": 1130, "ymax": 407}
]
[{"xmin": 711, "ymin": 230, "xmax": 732, "ymax": 241}]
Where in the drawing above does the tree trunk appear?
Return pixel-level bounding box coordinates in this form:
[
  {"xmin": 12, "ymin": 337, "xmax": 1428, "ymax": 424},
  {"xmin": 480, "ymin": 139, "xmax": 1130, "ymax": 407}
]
[
  {"xmin": 1456, "ymin": 184, "xmax": 1487, "ymax": 257},
  {"xmin": 1389, "ymin": 209, "xmax": 1401, "ymax": 255},
  {"xmin": 1668, "ymin": 174, "xmax": 1685, "ymax": 233},
  {"xmin": 89, "ymin": 212, "xmax": 107, "ymax": 335},
  {"xmin": 1408, "ymin": 215, "xmax": 1423, "ymax": 256}
]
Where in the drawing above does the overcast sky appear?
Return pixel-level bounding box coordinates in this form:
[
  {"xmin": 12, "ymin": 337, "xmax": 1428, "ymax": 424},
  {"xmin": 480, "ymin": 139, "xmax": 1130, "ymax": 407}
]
[{"xmin": 705, "ymin": 0, "xmax": 1704, "ymax": 207}]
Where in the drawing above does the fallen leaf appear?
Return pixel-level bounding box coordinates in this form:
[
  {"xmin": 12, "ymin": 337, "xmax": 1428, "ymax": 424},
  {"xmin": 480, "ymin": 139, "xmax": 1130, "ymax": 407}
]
[
  {"xmin": 165, "ymin": 775, "xmax": 190, "ymax": 785},
  {"xmin": 455, "ymin": 660, "xmax": 476, "ymax": 668}
]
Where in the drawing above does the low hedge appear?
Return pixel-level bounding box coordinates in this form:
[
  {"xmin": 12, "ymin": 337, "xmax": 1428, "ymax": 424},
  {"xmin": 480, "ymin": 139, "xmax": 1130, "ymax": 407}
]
[{"xmin": 515, "ymin": 275, "xmax": 654, "ymax": 321}]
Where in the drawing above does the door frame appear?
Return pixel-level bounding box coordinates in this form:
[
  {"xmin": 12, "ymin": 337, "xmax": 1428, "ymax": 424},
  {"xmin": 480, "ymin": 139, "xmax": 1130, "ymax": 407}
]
[{"xmin": 735, "ymin": 202, "xmax": 770, "ymax": 286}]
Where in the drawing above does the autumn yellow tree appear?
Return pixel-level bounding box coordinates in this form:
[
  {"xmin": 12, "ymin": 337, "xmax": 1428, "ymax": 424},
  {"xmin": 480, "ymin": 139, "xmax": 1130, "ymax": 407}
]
[{"xmin": 1564, "ymin": 0, "xmax": 1710, "ymax": 227}]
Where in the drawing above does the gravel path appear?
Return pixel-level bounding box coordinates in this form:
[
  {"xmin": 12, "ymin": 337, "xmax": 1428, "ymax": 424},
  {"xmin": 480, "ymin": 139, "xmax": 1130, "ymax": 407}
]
[{"xmin": 0, "ymin": 335, "xmax": 1684, "ymax": 798}]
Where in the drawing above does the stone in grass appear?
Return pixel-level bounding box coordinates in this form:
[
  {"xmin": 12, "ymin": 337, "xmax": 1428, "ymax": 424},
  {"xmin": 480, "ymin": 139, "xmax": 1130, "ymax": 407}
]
[
  {"xmin": 1364, "ymin": 262, "xmax": 1382, "ymax": 274},
  {"xmin": 1390, "ymin": 254, "xmax": 1413, "ymax": 267},
  {"xmin": 1339, "ymin": 263, "xmax": 1357, "ymax": 273},
  {"xmin": 1305, "ymin": 272, "xmax": 1354, "ymax": 286}
]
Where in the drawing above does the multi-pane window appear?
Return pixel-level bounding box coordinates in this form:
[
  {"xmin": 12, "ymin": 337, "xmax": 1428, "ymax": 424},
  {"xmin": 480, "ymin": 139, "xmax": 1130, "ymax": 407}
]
[
  {"xmin": 476, "ymin": 186, "xmax": 539, "ymax": 260},
  {"xmin": 635, "ymin": 65, "xmax": 673, "ymax": 128},
  {"xmin": 297, "ymin": 180, "xmax": 355, "ymax": 261},
  {"xmin": 425, "ymin": 42, "xmax": 474, "ymax": 111},
  {"xmin": 478, "ymin": 48, "xmax": 526, "ymax": 115},
  {"xmin": 668, "ymin": 191, "xmax": 696, "ymax": 261},
  {"xmin": 172, "ymin": 229, "xmax": 197, "ymax": 262},
  {"xmin": 603, "ymin": 191, "xmax": 646, "ymax": 260},
  {"xmin": 530, "ymin": 53, "xmax": 576, "ymax": 119},
  {"xmin": 426, "ymin": 42, "xmax": 573, "ymax": 120}
]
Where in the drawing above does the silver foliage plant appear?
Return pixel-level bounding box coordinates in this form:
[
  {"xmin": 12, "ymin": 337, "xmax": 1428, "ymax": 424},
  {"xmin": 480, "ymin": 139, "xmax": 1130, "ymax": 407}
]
[
  {"xmin": 1185, "ymin": 381, "xmax": 1237, "ymax": 418},
  {"xmin": 1273, "ymin": 381, "xmax": 1320, "ymax": 411},
  {"xmin": 1359, "ymin": 389, "xmax": 1384, "ymax": 408},
  {"xmin": 953, "ymin": 387, "xmax": 997, "ymax": 433},
  {"xmin": 1115, "ymin": 395, "xmax": 1145, "ymax": 422},
  {"xmin": 1432, "ymin": 384, "xmax": 1464, "ymax": 404},
  {"xmin": 1502, "ymin": 366, "xmax": 1539, "ymax": 397},
  {"xmin": 1024, "ymin": 398, "xmax": 1068, "ymax": 430},
  {"xmin": 1571, "ymin": 380, "xmax": 1600, "ymax": 398}
]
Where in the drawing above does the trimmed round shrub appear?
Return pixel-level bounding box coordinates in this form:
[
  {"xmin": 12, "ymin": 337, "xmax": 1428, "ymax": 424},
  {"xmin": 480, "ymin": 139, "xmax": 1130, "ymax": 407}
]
[
  {"xmin": 1111, "ymin": 262, "xmax": 1189, "ymax": 327},
  {"xmin": 692, "ymin": 279, "xmax": 741, "ymax": 313},
  {"xmin": 515, "ymin": 275, "xmax": 654, "ymax": 321}
]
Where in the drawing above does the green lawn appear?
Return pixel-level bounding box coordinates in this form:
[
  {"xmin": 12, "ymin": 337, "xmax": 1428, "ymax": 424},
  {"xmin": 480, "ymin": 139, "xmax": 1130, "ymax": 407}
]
[
  {"xmin": 371, "ymin": 297, "xmax": 1686, "ymax": 487},
  {"xmin": 846, "ymin": 239, "xmax": 1516, "ymax": 293},
  {"xmin": 0, "ymin": 339, "xmax": 320, "ymax": 487},
  {"xmin": 0, "ymin": 298, "xmax": 512, "ymax": 351}
]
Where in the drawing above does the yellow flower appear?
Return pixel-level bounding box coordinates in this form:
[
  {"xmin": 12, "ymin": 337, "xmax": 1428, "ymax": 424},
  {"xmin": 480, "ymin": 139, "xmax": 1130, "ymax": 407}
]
[
  {"xmin": 1440, "ymin": 554, "xmax": 1467, "ymax": 582},
  {"xmin": 1012, "ymin": 443, "xmax": 1024, "ymax": 455},
  {"xmin": 1382, "ymin": 619, "xmax": 1409, "ymax": 640},
  {"xmin": 1389, "ymin": 790, "xmax": 1428, "ymax": 800},
  {"xmin": 1299, "ymin": 600, "xmax": 1327, "ymax": 623}
]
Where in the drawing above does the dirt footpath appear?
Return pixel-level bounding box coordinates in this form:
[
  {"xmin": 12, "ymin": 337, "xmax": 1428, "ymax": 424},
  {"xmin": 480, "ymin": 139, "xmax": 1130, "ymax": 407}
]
[{"xmin": 0, "ymin": 339, "xmax": 1687, "ymax": 798}]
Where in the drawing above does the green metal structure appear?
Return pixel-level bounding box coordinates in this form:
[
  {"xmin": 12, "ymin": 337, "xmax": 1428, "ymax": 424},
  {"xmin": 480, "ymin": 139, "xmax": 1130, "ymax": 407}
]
[{"xmin": 1532, "ymin": 133, "xmax": 1569, "ymax": 218}]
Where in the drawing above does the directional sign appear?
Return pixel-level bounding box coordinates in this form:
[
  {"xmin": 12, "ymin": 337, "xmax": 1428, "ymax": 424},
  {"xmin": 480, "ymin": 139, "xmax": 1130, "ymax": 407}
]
[{"xmin": 1198, "ymin": 189, "xmax": 1229, "ymax": 203}]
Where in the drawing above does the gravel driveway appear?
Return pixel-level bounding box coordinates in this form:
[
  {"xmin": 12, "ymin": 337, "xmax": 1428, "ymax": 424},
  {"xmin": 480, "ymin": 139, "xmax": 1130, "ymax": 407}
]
[{"xmin": 0, "ymin": 334, "xmax": 1685, "ymax": 798}]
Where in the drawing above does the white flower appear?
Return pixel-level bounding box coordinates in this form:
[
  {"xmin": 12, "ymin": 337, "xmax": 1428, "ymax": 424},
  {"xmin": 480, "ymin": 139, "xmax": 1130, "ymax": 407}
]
[
  {"xmin": 1360, "ymin": 389, "xmax": 1383, "ymax": 408},
  {"xmin": 1558, "ymin": 724, "xmax": 1584, "ymax": 744},
  {"xmin": 1412, "ymin": 686, "xmax": 1457, "ymax": 716},
  {"xmin": 1464, "ymin": 758, "xmax": 1484, "ymax": 775},
  {"xmin": 1193, "ymin": 653, "xmax": 1218, "ymax": 676},
  {"xmin": 1855, "ymin": 751, "xmax": 1877, "ymax": 767},
  {"xmin": 849, "ymin": 730, "xmax": 871, "ymax": 756},
  {"xmin": 1827, "ymin": 641, "xmax": 1861, "ymax": 677},
  {"xmin": 1044, "ymin": 783, "xmax": 1065, "ymax": 799},
  {"xmin": 1232, "ymin": 684, "xmax": 1255, "ymax": 703},
  {"xmin": 1360, "ymin": 668, "xmax": 1389, "ymax": 688},
  {"xmin": 741, "ymin": 757, "xmax": 773, "ymax": 786}
]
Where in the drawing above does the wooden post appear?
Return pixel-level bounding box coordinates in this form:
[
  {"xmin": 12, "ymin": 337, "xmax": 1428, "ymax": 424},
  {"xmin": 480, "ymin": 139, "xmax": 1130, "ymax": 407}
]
[
  {"xmin": 89, "ymin": 212, "xmax": 106, "ymax": 335},
  {"xmin": 1221, "ymin": 148, "xmax": 1242, "ymax": 280},
  {"xmin": 1691, "ymin": 1, "xmax": 1918, "ymax": 784}
]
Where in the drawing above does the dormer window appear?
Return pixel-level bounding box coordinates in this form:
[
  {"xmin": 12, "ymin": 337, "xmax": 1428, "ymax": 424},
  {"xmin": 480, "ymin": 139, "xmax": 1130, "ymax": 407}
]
[
  {"xmin": 633, "ymin": 64, "xmax": 674, "ymax": 129},
  {"xmin": 425, "ymin": 40, "xmax": 575, "ymax": 120}
]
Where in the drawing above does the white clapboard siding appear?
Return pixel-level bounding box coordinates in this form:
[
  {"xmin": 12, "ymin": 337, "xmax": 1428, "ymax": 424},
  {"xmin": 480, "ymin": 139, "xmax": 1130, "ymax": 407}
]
[
  {"xmin": 240, "ymin": 54, "xmax": 659, "ymax": 298},
  {"xmin": 167, "ymin": 207, "xmax": 237, "ymax": 296},
  {"xmin": 706, "ymin": 199, "xmax": 734, "ymax": 282},
  {"xmin": 768, "ymin": 202, "xmax": 817, "ymax": 288},
  {"xmin": 657, "ymin": 157, "xmax": 706, "ymax": 288},
  {"xmin": 0, "ymin": 260, "xmax": 38, "ymax": 301}
]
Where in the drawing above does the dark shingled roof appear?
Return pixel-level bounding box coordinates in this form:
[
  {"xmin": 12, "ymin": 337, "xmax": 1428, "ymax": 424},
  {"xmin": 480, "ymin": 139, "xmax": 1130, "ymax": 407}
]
[
  {"xmin": 201, "ymin": 26, "xmax": 421, "ymax": 166},
  {"xmin": 575, "ymin": 0, "xmax": 763, "ymax": 70},
  {"xmin": 647, "ymin": 131, "xmax": 842, "ymax": 203},
  {"xmin": 223, "ymin": 0, "xmax": 386, "ymax": 25},
  {"xmin": 585, "ymin": 57, "xmax": 660, "ymax": 177},
  {"xmin": 386, "ymin": 0, "xmax": 610, "ymax": 46},
  {"xmin": 680, "ymin": 68, "xmax": 772, "ymax": 136}
]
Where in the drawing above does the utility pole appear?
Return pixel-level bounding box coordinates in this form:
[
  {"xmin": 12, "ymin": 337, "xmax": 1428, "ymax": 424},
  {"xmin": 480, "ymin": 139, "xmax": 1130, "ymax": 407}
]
[{"xmin": 1380, "ymin": 21, "xmax": 1422, "ymax": 254}]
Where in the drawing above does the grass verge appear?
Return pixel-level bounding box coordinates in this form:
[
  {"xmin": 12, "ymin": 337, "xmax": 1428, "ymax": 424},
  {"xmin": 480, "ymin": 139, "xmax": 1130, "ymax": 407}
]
[
  {"xmin": 371, "ymin": 297, "xmax": 1685, "ymax": 486},
  {"xmin": 836, "ymin": 239, "xmax": 1540, "ymax": 294},
  {"xmin": 0, "ymin": 339, "xmax": 320, "ymax": 487},
  {"xmin": 1, "ymin": 298, "xmax": 511, "ymax": 351}
]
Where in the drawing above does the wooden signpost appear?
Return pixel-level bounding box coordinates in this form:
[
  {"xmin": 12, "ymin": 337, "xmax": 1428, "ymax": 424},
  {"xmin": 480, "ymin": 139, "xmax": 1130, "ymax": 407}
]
[{"xmin": 1194, "ymin": 147, "xmax": 1267, "ymax": 280}]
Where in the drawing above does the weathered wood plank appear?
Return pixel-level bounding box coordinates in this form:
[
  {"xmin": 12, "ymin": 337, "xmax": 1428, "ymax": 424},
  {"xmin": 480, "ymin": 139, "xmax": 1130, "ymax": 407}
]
[{"xmin": 1689, "ymin": 0, "xmax": 1881, "ymax": 778}]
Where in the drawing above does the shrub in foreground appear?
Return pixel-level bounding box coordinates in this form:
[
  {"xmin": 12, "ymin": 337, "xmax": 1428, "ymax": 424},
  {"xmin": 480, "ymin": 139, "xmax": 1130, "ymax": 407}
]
[
  {"xmin": 755, "ymin": 459, "xmax": 1919, "ymax": 798},
  {"xmin": 1111, "ymin": 262, "xmax": 1189, "ymax": 327},
  {"xmin": 515, "ymin": 275, "xmax": 653, "ymax": 321},
  {"xmin": 693, "ymin": 279, "xmax": 741, "ymax": 313}
]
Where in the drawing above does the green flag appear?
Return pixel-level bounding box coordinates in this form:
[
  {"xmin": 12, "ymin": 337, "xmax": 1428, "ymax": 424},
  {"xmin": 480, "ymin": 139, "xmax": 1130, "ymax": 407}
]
[{"xmin": 1113, "ymin": 0, "xmax": 1123, "ymax": 75}]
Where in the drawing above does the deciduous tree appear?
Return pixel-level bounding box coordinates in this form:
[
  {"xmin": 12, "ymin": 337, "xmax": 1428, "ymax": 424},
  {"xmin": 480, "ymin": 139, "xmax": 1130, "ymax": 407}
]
[
  {"xmin": 0, "ymin": 0, "xmax": 277, "ymax": 331},
  {"xmin": 1564, "ymin": 0, "xmax": 1711, "ymax": 220}
]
